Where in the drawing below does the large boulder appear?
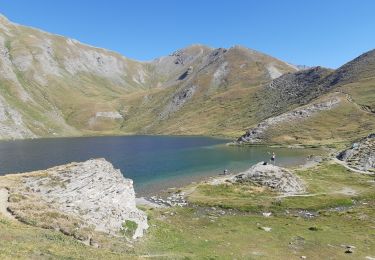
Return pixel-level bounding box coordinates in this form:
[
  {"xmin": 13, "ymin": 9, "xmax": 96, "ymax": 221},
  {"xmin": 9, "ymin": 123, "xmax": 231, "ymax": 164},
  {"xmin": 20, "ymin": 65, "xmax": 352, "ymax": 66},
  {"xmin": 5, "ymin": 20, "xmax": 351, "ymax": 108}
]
[
  {"xmin": 14, "ymin": 158, "xmax": 148, "ymax": 239},
  {"xmin": 234, "ymin": 162, "xmax": 306, "ymax": 194}
]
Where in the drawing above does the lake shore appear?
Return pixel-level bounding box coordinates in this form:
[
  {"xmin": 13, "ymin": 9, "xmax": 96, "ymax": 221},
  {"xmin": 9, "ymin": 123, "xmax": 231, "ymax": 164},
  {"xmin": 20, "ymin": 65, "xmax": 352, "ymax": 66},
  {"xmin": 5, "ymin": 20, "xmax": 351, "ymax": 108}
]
[
  {"xmin": 136, "ymin": 153, "xmax": 326, "ymax": 207},
  {"xmin": 0, "ymin": 136, "xmax": 325, "ymax": 198}
]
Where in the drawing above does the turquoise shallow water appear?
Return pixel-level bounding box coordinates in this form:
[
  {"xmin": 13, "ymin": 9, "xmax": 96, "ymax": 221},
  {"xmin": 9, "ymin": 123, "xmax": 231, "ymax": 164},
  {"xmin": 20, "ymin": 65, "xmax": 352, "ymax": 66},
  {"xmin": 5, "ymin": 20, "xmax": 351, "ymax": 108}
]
[{"xmin": 0, "ymin": 136, "xmax": 320, "ymax": 195}]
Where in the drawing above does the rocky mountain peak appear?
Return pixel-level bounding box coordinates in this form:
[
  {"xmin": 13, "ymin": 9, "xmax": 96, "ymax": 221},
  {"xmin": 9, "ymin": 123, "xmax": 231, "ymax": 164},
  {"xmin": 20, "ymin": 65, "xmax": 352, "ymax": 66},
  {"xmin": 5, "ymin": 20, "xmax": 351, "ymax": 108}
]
[{"xmin": 229, "ymin": 45, "xmax": 256, "ymax": 53}]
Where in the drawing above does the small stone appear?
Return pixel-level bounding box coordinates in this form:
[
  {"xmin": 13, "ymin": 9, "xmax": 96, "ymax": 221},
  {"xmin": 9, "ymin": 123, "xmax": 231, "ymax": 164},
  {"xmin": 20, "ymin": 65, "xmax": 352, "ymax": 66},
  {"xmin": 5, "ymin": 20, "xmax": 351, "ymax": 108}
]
[
  {"xmin": 262, "ymin": 212, "xmax": 272, "ymax": 217},
  {"xmin": 259, "ymin": 226, "xmax": 272, "ymax": 232},
  {"xmin": 89, "ymin": 238, "xmax": 99, "ymax": 248}
]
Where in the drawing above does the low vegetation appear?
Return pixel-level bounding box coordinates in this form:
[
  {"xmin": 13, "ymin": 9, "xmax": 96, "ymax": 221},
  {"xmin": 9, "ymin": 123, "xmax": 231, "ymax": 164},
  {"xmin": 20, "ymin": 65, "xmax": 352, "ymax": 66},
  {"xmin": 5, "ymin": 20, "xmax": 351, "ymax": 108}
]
[
  {"xmin": 121, "ymin": 220, "xmax": 138, "ymax": 238},
  {"xmin": 1, "ymin": 161, "xmax": 374, "ymax": 259},
  {"xmin": 188, "ymin": 162, "xmax": 374, "ymax": 211}
]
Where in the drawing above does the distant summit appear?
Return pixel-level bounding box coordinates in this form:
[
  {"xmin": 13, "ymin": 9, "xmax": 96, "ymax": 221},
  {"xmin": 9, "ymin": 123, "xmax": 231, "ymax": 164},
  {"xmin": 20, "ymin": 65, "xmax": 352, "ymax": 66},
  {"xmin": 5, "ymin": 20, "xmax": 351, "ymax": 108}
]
[{"xmin": 296, "ymin": 64, "xmax": 311, "ymax": 70}]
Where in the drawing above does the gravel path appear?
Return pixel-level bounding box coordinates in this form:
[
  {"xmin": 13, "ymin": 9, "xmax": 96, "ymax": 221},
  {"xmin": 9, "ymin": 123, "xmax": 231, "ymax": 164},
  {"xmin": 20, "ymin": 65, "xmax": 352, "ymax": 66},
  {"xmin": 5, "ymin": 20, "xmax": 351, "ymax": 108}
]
[
  {"xmin": 0, "ymin": 188, "xmax": 14, "ymax": 219},
  {"xmin": 333, "ymin": 158, "xmax": 372, "ymax": 175}
]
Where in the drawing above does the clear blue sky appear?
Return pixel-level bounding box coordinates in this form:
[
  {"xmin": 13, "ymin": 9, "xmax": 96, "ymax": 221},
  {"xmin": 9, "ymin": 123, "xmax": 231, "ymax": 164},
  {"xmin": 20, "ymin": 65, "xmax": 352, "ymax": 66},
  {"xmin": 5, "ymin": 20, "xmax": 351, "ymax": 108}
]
[{"xmin": 1, "ymin": 0, "xmax": 374, "ymax": 68}]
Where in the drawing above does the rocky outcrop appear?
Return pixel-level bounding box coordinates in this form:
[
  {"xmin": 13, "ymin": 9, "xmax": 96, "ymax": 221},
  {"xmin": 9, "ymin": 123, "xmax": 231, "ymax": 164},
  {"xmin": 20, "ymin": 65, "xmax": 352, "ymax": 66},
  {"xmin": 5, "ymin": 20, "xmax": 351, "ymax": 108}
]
[
  {"xmin": 234, "ymin": 162, "xmax": 306, "ymax": 194},
  {"xmin": 237, "ymin": 98, "xmax": 341, "ymax": 143},
  {"xmin": 337, "ymin": 134, "xmax": 375, "ymax": 173},
  {"xmin": 0, "ymin": 96, "xmax": 36, "ymax": 139},
  {"xmin": 151, "ymin": 45, "xmax": 211, "ymax": 77},
  {"xmin": 266, "ymin": 64, "xmax": 283, "ymax": 79},
  {"xmin": 159, "ymin": 85, "xmax": 197, "ymax": 119},
  {"xmin": 10, "ymin": 158, "xmax": 148, "ymax": 239}
]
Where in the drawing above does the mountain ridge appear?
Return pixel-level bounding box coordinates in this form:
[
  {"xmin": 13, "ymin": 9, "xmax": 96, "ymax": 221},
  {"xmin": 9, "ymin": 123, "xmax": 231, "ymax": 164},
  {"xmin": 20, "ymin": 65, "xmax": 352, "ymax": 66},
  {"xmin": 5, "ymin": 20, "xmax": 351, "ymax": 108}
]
[{"xmin": 0, "ymin": 14, "xmax": 374, "ymax": 144}]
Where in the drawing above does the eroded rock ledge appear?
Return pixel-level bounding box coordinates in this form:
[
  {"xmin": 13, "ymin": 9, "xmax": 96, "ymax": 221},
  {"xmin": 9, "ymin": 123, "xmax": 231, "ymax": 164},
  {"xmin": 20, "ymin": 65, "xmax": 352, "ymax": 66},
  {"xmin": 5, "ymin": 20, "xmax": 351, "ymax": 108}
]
[{"xmin": 8, "ymin": 158, "xmax": 148, "ymax": 239}]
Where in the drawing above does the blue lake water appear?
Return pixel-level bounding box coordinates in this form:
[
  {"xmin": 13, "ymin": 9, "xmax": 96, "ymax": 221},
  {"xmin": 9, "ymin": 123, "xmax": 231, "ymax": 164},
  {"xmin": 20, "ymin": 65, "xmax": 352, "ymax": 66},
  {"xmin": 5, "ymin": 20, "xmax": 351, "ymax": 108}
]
[{"xmin": 0, "ymin": 136, "xmax": 320, "ymax": 195}]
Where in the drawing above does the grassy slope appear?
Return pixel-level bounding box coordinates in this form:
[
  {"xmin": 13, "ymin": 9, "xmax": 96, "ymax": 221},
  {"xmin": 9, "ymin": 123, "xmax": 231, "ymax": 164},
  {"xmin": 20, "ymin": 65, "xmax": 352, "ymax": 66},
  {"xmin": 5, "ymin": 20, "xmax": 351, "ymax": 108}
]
[
  {"xmin": 138, "ymin": 205, "xmax": 374, "ymax": 259},
  {"xmin": 1, "ymin": 162, "xmax": 374, "ymax": 259},
  {"xmin": 2, "ymin": 18, "xmax": 303, "ymax": 140},
  {"xmin": 249, "ymin": 79, "xmax": 375, "ymax": 146},
  {"xmin": 119, "ymin": 64, "xmax": 375, "ymax": 143},
  {"xmin": 2, "ymin": 17, "xmax": 373, "ymax": 143},
  {"xmin": 0, "ymin": 218, "xmax": 136, "ymax": 260},
  {"xmin": 120, "ymin": 47, "xmax": 287, "ymax": 138},
  {"xmin": 188, "ymin": 163, "xmax": 374, "ymax": 211},
  {"xmin": 339, "ymin": 77, "xmax": 375, "ymax": 112},
  {"xmin": 0, "ymin": 20, "xmax": 156, "ymax": 138}
]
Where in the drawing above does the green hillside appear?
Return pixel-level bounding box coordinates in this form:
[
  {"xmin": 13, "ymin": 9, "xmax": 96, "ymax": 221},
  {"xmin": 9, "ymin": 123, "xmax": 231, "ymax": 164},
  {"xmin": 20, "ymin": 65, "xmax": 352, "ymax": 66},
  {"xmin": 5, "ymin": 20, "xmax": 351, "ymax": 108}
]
[{"xmin": 0, "ymin": 14, "xmax": 374, "ymax": 145}]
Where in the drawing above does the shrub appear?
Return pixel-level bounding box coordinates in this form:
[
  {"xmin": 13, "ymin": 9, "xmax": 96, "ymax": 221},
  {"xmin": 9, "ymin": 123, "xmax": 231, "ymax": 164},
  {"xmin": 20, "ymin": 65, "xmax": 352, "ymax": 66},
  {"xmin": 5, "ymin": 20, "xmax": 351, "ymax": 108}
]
[{"xmin": 121, "ymin": 220, "xmax": 138, "ymax": 238}]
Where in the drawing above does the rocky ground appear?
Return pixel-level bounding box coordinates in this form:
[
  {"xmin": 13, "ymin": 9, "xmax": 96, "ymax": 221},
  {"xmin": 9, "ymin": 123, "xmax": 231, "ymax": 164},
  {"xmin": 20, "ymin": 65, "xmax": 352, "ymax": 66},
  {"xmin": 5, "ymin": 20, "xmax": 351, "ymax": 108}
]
[
  {"xmin": 143, "ymin": 161, "xmax": 309, "ymax": 208},
  {"xmin": 337, "ymin": 133, "xmax": 375, "ymax": 173}
]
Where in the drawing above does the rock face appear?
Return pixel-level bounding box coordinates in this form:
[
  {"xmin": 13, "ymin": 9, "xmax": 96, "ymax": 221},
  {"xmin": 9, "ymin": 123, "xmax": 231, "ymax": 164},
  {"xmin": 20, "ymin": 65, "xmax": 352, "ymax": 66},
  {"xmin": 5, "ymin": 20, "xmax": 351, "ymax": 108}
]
[
  {"xmin": 234, "ymin": 162, "xmax": 306, "ymax": 194},
  {"xmin": 159, "ymin": 85, "xmax": 197, "ymax": 119},
  {"xmin": 337, "ymin": 134, "xmax": 375, "ymax": 173},
  {"xmin": 19, "ymin": 158, "xmax": 148, "ymax": 239}
]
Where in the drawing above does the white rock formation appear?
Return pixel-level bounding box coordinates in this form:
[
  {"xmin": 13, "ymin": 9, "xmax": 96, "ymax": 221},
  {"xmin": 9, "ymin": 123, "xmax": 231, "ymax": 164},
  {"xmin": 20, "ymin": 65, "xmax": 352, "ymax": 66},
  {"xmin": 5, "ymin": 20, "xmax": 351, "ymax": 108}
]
[
  {"xmin": 132, "ymin": 66, "xmax": 147, "ymax": 84},
  {"xmin": 95, "ymin": 111, "xmax": 123, "ymax": 119},
  {"xmin": 22, "ymin": 158, "xmax": 148, "ymax": 239},
  {"xmin": 266, "ymin": 64, "xmax": 282, "ymax": 79},
  {"xmin": 63, "ymin": 48, "xmax": 127, "ymax": 83},
  {"xmin": 212, "ymin": 61, "xmax": 229, "ymax": 86},
  {"xmin": 234, "ymin": 162, "xmax": 306, "ymax": 194}
]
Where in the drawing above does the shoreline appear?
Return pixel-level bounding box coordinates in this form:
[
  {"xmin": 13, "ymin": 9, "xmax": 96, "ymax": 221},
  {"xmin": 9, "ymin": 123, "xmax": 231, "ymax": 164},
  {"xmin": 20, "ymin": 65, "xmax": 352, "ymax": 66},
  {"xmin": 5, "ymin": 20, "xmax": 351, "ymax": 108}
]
[
  {"xmin": 135, "ymin": 154, "xmax": 326, "ymax": 209},
  {"xmin": 0, "ymin": 133, "xmax": 234, "ymax": 144}
]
